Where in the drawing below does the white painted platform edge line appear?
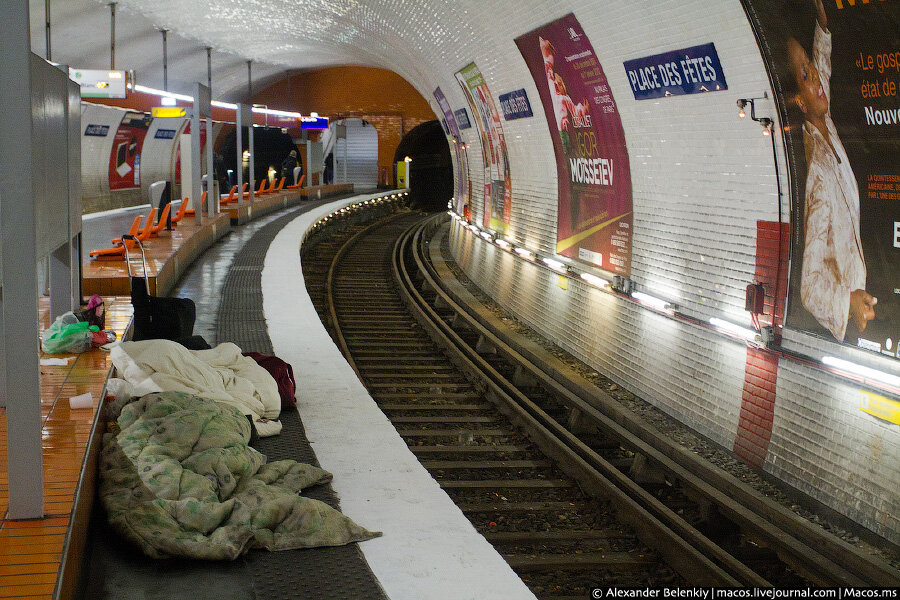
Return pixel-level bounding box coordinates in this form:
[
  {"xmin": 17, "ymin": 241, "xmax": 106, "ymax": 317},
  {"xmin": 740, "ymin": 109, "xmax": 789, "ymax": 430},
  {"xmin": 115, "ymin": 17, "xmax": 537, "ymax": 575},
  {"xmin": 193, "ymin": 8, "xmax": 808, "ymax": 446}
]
[
  {"xmin": 82, "ymin": 203, "xmax": 153, "ymax": 220},
  {"xmin": 260, "ymin": 196, "xmax": 537, "ymax": 600}
]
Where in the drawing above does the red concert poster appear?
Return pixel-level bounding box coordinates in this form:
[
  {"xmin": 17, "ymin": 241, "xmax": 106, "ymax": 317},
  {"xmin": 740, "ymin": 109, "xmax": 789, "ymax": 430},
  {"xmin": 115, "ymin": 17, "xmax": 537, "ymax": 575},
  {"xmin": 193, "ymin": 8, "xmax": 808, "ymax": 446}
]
[{"xmin": 516, "ymin": 13, "xmax": 633, "ymax": 274}]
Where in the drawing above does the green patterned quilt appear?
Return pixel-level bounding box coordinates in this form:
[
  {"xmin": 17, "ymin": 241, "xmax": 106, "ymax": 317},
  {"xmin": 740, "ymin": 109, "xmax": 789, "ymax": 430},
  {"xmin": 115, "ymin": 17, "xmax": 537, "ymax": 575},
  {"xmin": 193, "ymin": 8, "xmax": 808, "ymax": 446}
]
[{"xmin": 99, "ymin": 391, "xmax": 380, "ymax": 559}]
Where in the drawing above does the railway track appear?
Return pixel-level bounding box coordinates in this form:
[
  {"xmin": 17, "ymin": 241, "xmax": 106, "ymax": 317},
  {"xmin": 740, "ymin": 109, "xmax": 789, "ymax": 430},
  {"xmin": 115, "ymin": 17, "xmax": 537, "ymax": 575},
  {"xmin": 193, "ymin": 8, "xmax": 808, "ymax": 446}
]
[{"xmin": 301, "ymin": 207, "xmax": 900, "ymax": 596}]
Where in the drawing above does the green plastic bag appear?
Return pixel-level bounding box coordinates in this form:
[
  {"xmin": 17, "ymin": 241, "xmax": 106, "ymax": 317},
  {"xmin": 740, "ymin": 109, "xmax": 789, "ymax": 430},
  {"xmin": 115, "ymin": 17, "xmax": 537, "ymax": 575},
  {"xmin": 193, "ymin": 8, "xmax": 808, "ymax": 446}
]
[{"xmin": 41, "ymin": 311, "xmax": 99, "ymax": 354}]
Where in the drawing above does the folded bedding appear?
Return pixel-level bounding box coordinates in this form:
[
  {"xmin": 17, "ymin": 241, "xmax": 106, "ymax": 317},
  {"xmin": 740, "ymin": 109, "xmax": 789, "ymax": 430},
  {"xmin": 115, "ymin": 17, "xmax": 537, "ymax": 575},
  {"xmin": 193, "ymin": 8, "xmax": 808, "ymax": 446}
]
[
  {"xmin": 110, "ymin": 339, "xmax": 283, "ymax": 436},
  {"xmin": 100, "ymin": 390, "xmax": 380, "ymax": 559}
]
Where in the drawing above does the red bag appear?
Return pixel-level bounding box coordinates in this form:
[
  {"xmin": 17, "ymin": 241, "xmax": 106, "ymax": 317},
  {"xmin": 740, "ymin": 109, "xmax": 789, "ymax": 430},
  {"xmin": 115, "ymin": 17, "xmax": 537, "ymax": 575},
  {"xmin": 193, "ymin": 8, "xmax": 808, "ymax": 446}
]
[{"xmin": 243, "ymin": 352, "xmax": 296, "ymax": 408}]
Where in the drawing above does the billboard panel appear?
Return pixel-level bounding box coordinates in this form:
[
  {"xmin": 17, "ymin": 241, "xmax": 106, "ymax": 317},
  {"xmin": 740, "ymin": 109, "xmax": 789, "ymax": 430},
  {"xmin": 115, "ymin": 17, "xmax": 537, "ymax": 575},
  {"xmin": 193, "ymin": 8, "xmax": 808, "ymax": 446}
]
[
  {"xmin": 742, "ymin": 0, "xmax": 900, "ymax": 354},
  {"xmin": 515, "ymin": 13, "xmax": 633, "ymax": 274},
  {"xmin": 434, "ymin": 87, "xmax": 470, "ymax": 215},
  {"xmin": 455, "ymin": 63, "xmax": 512, "ymax": 233},
  {"xmin": 108, "ymin": 112, "xmax": 151, "ymax": 190}
]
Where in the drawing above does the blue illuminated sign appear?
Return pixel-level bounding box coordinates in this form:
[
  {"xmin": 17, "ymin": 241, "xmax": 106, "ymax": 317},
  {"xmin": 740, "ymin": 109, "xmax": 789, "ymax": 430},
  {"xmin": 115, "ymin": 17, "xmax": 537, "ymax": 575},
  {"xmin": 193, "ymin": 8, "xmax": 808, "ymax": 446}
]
[
  {"xmin": 300, "ymin": 116, "xmax": 329, "ymax": 129},
  {"xmin": 84, "ymin": 124, "xmax": 109, "ymax": 137},
  {"xmin": 499, "ymin": 89, "xmax": 533, "ymax": 120},
  {"xmin": 454, "ymin": 108, "xmax": 471, "ymax": 129},
  {"xmin": 154, "ymin": 128, "xmax": 177, "ymax": 139},
  {"xmin": 623, "ymin": 42, "xmax": 727, "ymax": 101}
]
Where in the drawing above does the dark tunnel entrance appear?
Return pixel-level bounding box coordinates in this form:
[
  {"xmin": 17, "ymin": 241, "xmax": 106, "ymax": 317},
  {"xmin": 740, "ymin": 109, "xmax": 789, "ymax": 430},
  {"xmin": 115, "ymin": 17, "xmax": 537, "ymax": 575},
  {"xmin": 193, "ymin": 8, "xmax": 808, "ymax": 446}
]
[{"xmin": 393, "ymin": 120, "xmax": 453, "ymax": 211}]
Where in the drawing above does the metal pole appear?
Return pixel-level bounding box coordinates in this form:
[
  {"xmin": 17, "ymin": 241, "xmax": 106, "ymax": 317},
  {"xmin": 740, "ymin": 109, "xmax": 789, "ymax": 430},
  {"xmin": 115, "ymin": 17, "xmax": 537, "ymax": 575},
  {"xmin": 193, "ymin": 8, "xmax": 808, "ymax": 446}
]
[
  {"xmin": 109, "ymin": 3, "xmax": 116, "ymax": 70},
  {"xmin": 45, "ymin": 0, "xmax": 51, "ymax": 61},
  {"xmin": 247, "ymin": 63, "xmax": 254, "ymax": 202},
  {"xmin": 206, "ymin": 47, "xmax": 212, "ymax": 96},
  {"xmin": 248, "ymin": 122, "xmax": 255, "ymax": 202},
  {"xmin": 191, "ymin": 102, "xmax": 201, "ymax": 226},
  {"xmin": 161, "ymin": 29, "xmax": 169, "ymax": 91},
  {"xmin": 236, "ymin": 104, "xmax": 244, "ymax": 207}
]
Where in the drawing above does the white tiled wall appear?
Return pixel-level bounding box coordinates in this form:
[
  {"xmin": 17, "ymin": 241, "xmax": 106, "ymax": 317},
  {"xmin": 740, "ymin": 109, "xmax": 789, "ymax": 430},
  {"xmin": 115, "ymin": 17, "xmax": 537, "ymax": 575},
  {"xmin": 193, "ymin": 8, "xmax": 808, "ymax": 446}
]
[{"xmin": 386, "ymin": 0, "xmax": 900, "ymax": 543}]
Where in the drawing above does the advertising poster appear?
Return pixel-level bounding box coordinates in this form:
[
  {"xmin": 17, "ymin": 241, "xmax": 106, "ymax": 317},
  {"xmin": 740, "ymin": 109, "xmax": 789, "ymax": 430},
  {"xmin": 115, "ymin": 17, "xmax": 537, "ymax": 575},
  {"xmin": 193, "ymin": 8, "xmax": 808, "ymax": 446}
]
[
  {"xmin": 455, "ymin": 63, "xmax": 511, "ymax": 233},
  {"xmin": 742, "ymin": 0, "xmax": 900, "ymax": 355},
  {"xmin": 434, "ymin": 87, "xmax": 470, "ymax": 216},
  {"xmin": 108, "ymin": 112, "xmax": 152, "ymax": 190},
  {"xmin": 515, "ymin": 14, "xmax": 633, "ymax": 274}
]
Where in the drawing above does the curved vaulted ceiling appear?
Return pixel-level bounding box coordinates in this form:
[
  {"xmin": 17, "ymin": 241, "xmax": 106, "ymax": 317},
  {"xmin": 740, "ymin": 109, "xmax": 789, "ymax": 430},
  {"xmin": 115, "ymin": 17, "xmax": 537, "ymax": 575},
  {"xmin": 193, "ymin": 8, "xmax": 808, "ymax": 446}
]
[{"xmin": 28, "ymin": 0, "xmax": 488, "ymax": 104}]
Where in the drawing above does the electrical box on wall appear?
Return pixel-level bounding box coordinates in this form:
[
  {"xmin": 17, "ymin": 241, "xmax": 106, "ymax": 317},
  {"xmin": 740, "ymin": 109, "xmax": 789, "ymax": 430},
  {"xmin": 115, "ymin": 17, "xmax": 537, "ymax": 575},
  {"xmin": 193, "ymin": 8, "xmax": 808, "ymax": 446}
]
[{"xmin": 745, "ymin": 283, "xmax": 766, "ymax": 315}]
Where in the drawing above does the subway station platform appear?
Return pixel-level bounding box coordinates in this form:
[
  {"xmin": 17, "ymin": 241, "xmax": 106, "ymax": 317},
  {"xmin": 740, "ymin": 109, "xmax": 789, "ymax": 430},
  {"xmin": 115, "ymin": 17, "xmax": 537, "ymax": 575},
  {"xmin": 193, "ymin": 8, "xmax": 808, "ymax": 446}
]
[{"xmin": 0, "ymin": 190, "xmax": 536, "ymax": 600}]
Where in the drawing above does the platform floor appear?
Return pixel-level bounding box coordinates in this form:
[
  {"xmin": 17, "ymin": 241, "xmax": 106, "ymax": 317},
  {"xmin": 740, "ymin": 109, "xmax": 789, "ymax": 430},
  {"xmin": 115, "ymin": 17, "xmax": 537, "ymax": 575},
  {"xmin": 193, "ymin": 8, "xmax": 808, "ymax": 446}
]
[
  {"xmin": 5, "ymin": 192, "xmax": 537, "ymax": 600},
  {"xmin": 0, "ymin": 296, "xmax": 133, "ymax": 600}
]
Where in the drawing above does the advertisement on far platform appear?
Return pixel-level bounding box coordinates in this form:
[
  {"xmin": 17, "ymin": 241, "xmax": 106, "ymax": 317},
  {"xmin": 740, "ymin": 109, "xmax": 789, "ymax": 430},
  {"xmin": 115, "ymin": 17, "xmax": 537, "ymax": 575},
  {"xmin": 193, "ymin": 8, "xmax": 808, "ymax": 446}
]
[
  {"xmin": 454, "ymin": 63, "xmax": 511, "ymax": 233},
  {"xmin": 108, "ymin": 112, "xmax": 152, "ymax": 190},
  {"xmin": 515, "ymin": 13, "xmax": 633, "ymax": 275},
  {"xmin": 742, "ymin": 0, "xmax": 900, "ymax": 356},
  {"xmin": 434, "ymin": 86, "xmax": 470, "ymax": 217}
]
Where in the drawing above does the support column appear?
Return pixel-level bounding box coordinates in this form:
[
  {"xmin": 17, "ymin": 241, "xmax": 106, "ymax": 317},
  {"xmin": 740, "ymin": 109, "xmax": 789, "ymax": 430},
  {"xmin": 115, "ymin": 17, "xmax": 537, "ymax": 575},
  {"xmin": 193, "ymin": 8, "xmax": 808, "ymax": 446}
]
[
  {"xmin": 1, "ymin": 0, "xmax": 44, "ymax": 519},
  {"xmin": 49, "ymin": 244, "xmax": 71, "ymax": 318}
]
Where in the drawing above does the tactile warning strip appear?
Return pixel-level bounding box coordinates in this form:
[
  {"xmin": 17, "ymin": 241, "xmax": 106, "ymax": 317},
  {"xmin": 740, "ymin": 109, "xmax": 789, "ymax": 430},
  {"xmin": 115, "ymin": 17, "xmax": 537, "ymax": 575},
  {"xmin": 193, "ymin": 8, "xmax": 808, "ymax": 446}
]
[{"xmin": 215, "ymin": 200, "xmax": 389, "ymax": 600}]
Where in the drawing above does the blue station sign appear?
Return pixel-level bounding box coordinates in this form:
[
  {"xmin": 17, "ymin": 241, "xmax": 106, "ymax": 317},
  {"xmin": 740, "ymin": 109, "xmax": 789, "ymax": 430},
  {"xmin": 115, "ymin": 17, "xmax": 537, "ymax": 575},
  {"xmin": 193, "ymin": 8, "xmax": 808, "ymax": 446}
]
[
  {"xmin": 84, "ymin": 124, "xmax": 109, "ymax": 137},
  {"xmin": 300, "ymin": 116, "xmax": 329, "ymax": 129},
  {"xmin": 454, "ymin": 108, "xmax": 472, "ymax": 130},
  {"xmin": 623, "ymin": 42, "xmax": 727, "ymax": 100},
  {"xmin": 499, "ymin": 89, "xmax": 533, "ymax": 120},
  {"xmin": 154, "ymin": 128, "xmax": 177, "ymax": 139}
]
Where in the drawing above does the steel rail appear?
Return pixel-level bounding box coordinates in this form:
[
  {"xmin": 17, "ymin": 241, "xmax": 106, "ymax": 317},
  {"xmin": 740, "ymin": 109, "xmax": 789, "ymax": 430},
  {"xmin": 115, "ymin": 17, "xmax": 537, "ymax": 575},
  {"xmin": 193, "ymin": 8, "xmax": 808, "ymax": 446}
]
[
  {"xmin": 391, "ymin": 217, "xmax": 746, "ymax": 586},
  {"xmin": 412, "ymin": 214, "xmax": 900, "ymax": 587}
]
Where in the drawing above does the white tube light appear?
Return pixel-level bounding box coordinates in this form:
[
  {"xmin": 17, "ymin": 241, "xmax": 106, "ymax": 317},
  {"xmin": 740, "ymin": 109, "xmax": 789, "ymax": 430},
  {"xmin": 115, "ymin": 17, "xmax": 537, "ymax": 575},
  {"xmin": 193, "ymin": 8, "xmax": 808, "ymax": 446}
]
[
  {"xmin": 467, "ymin": 224, "xmax": 479, "ymax": 234},
  {"xmin": 632, "ymin": 291, "xmax": 672, "ymax": 311},
  {"xmin": 133, "ymin": 84, "xmax": 193, "ymax": 103},
  {"xmin": 542, "ymin": 257, "xmax": 566, "ymax": 271},
  {"xmin": 710, "ymin": 317, "xmax": 758, "ymax": 341},
  {"xmin": 479, "ymin": 231, "xmax": 493, "ymax": 241},
  {"xmin": 252, "ymin": 106, "xmax": 302, "ymax": 118},
  {"xmin": 515, "ymin": 247, "xmax": 534, "ymax": 259},
  {"xmin": 822, "ymin": 356, "xmax": 900, "ymax": 388},
  {"xmin": 580, "ymin": 273, "xmax": 609, "ymax": 288},
  {"xmin": 132, "ymin": 84, "xmax": 303, "ymax": 116},
  {"xmin": 495, "ymin": 239, "xmax": 511, "ymax": 249},
  {"xmin": 160, "ymin": 96, "xmax": 177, "ymax": 106}
]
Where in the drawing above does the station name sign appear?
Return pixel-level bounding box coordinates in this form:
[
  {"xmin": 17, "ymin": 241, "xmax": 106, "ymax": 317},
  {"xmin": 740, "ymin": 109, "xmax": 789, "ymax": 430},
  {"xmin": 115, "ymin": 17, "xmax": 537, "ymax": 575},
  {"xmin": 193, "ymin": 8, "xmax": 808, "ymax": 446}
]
[
  {"xmin": 69, "ymin": 68, "xmax": 127, "ymax": 99},
  {"xmin": 84, "ymin": 124, "xmax": 109, "ymax": 137},
  {"xmin": 300, "ymin": 116, "xmax": 329, "ymax": 129},
  {"xmin": 623, "ymin": 42, "xmax": 727, "ymax": 100},
  {"xmin": 454, "ymin": 108, "xmax": 472, "ymax": 129},
  {"xmin": 499, "ymin": 89, "xmax": 533, "ymax": 120}
]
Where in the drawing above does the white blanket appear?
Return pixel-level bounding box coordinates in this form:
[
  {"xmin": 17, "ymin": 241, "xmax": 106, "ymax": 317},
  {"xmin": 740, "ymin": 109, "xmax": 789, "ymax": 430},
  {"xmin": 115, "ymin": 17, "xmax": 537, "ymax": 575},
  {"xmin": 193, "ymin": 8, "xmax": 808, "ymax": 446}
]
[{"xmin": 110, "ymin": 340, "xmax": 282, "ymax": 435}]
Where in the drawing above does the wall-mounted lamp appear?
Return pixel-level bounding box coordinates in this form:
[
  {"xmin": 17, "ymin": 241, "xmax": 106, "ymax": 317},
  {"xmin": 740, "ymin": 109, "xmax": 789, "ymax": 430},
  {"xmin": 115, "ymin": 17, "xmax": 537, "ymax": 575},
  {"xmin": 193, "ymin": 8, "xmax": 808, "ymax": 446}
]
[
  {"xmin": 632, "ymin": 291, "xmax": 676, "ymax": 313},
  {"xmin": 580, "ymin": 273, "xmax": 609, "ymax": 288},
  {"xmin": 822, "ymin": 356, "xmax": 900, "ymax": 388},
  {"xmin": 737, "ymin": 92, "xmax": 785, "ymax": 330},
  {"xmin": 710, "ymin": 317, "xmax": 759, "ymax": 341},
  {"xmin": 541, "ymin": 257, "xmax": 566, "ymax": 272},
  {"xmin": 736, "ymin": 93, "xmax": 772, "ymax": 136}
]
